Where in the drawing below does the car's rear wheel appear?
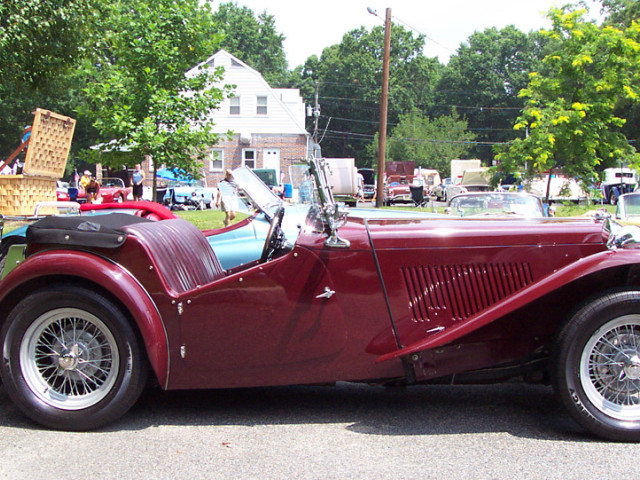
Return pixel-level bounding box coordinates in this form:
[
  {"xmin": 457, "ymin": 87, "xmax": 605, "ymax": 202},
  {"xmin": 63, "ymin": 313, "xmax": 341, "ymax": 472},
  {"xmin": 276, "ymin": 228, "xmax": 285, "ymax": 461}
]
[
  {"xmin": 552, "ymin": 289, "xmax": 640, "ymax": 441},
  {"xmin": 1, "ymin": 286, "xmax": 147, "ymax": 430}
]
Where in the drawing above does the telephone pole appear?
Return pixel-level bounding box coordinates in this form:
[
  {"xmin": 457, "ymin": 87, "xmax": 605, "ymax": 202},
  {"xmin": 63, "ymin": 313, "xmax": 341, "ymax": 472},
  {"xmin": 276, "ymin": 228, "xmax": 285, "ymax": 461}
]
[{"xmin": 375, "ymin": 8, "xmax": 391, "ymax": 208}]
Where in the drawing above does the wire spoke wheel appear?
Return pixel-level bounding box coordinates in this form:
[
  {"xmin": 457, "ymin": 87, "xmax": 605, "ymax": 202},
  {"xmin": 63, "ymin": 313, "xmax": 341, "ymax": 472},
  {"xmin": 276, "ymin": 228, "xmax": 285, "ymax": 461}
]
[
  {"xmin": 1, "ymin": 286, "xmax": 147, "ymax": 430},
  {"xmin": 580, "ymin": 316, "xmax": 640, "ymax": 421},
  {"xmin": 553, "ymin": 290, "xmax": 640, "ymax": 441},
  {"xmin": 20, "ymin": 308, "xmax": 120, "ymax": 410}
]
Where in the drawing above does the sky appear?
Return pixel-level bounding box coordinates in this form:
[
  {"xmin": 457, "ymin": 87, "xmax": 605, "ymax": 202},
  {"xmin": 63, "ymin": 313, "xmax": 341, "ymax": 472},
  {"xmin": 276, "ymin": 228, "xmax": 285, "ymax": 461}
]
[{"xmin": 219, "ymin": 0, "xmax": 602, "ymax": 67}]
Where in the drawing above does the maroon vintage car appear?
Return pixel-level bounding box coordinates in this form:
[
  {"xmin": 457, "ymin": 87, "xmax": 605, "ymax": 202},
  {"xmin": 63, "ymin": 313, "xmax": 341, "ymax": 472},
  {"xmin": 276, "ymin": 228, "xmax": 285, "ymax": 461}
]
[{"xmin": 1, "ymin": 159, "xmax": 640, "ymax": 441}]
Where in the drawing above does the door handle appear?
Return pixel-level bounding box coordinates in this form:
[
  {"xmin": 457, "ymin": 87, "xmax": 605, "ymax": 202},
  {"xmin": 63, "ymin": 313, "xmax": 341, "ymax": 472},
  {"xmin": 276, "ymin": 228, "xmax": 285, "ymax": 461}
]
[{"xmin": 315, "ymin": 286, "xmax": 335, "ymax": 299}]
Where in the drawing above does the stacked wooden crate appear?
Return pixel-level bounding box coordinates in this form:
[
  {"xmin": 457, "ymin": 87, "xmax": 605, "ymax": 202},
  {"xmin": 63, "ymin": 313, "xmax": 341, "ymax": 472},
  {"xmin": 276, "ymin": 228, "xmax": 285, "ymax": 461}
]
[{"xmin": 0, "ymin": 109, "xmax": 75, "ymax": 216}]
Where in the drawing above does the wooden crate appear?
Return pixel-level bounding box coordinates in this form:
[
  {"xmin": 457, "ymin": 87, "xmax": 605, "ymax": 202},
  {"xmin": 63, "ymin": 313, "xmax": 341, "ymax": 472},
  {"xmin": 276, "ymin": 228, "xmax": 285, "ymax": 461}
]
[
  {"xmin": 0, "ymin": 109, "xmax": 75, "ymax": 215},
  {"xmin": 0, "ymin": 176, "xmax": 57, "ymax": 216}
]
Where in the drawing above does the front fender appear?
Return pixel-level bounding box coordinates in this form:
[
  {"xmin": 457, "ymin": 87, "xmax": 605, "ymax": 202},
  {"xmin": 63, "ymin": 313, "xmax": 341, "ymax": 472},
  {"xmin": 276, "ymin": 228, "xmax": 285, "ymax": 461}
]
[
  {"xmin": 378, "ymin": 248, "xmax": 640, "ymax": 362},
  {"xmin": 0, "ymin": 250, "xmax": 169, "ymax": 387}
]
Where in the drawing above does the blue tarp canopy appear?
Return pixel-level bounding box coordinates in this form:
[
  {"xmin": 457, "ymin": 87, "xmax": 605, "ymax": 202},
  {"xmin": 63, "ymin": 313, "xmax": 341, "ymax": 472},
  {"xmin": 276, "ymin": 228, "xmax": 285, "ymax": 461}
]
[{"xmin": 155, "ymin": 168, "xmax": 195, "ymax": 184}]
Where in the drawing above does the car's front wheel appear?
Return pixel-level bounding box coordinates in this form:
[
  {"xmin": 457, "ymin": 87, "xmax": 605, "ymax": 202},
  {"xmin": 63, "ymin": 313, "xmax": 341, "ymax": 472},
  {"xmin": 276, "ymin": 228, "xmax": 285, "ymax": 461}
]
[
  {"xmin": 552, "ymin": 289, "xmax": 640, "ymax": 441},
  {"xmin": 1, "ymin": 285, "xmax": 147, "ymax": 430}
]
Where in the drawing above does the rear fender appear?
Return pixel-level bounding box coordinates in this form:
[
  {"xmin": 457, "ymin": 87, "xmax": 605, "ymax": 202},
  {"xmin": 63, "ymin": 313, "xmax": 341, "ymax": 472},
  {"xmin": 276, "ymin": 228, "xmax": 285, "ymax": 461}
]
[
  {"xmin": 0, "ymin": 250, "xmax": 169, "ymax": 387},
  {"xmin": 377, "ymin": 249, "xmax": 640, "ymax": 362}
]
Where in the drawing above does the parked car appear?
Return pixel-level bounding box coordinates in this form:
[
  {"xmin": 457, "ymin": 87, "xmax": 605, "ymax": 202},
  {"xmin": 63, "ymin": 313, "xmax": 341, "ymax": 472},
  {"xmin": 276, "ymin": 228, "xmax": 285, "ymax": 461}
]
[
  {"xmin": 4, "ymin": 160, "xmax": 640, "ymax": 441},
  {"xmin": 431, "ymin": 178, "xmax": 453, "ymax": 201},
  {"xmin": 384, "ymin": 178, "xmax": 428, "ymax": 205},
  {"xmin": 358, "ymin": 168, "xmax": 376, "ymax": 200},
  {"xmin": 446, "ymin": 192, "xmax": 546, "ymax": 218},
  {"xmin": 434, "ymin": 169, "xmax": 492, "ymax": 203},
  {"xmin": 71, "ymin": 177, "xmax": 132, "ymax": 204},
  {"xmin": 56, "ymin": 181, "xmax": 69, "ymax": 201},
  {"xmin": 163, "ymin": 183, "xmax": 217, "ymax": 210}
]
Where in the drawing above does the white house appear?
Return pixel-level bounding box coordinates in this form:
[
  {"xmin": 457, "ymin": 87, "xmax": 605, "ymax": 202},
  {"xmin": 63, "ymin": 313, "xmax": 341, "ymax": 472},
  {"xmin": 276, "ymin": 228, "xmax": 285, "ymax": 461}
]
[{"xmin": 185, "ymin": 49, "xmax": 310, "ymax": 186}]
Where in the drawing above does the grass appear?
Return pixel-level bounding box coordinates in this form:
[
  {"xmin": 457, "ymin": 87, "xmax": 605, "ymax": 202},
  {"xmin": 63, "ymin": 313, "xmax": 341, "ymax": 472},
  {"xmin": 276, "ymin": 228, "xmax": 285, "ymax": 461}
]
[{"xmin": 173, "ymin": 209, "xmax": 249, "ymax": 230}]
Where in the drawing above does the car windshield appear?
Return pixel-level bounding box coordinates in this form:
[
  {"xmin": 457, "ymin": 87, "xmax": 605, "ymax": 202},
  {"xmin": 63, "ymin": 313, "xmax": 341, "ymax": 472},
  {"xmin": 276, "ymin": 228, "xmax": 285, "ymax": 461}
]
[
  {"xmin": 231, "ymin": 167, "xmax": 284, "ymax": 218},
  {"xmin": 449, "ymin": 193, "xmax": 544, "ymax": 217},
  {"xmin": 618, "ymin": 194, "xmax": 640, "ymax": 218}
]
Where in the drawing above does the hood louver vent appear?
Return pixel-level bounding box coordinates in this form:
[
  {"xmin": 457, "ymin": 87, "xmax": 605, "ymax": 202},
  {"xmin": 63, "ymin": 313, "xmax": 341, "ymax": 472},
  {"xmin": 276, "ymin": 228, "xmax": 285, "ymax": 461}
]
[{"xmin": 402, "ymin": 263, "xmax": 533, "ymax": 324}]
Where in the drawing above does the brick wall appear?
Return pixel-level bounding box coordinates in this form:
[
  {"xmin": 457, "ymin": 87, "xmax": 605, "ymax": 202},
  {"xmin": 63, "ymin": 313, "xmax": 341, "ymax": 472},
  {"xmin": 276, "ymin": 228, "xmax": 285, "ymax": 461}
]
[{"xmin": 205, "ymin": 133, "xmax": 309, "ymax": 186}]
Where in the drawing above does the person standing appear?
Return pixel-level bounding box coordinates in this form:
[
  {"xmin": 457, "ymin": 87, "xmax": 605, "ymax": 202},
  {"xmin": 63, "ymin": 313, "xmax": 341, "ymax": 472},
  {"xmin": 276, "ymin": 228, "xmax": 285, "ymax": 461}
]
[
  {"xmin": 131, "ymin": 164, "xmax": 145, "ymax": 201},
  {"xmin": 216, "ymin": 169, "xmax": 238, "ymax": 227}
]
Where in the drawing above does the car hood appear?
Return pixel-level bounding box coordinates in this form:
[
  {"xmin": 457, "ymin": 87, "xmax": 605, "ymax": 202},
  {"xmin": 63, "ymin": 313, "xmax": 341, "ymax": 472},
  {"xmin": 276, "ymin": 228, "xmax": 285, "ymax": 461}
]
[{"xmin": 363, "ymin": 216, "xmax": 606, "ymax": 249}]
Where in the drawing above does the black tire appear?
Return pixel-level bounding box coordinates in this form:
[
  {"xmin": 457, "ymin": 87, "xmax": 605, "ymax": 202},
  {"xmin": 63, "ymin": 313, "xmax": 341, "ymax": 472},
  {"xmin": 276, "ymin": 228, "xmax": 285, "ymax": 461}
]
[
  {"xmin": 609, "ymin": 189, "xmax": 618, "ymax": 205},
  {"xmin": 552, "ymin": 289, "xmax": 640, "ymax": 441},
  {"xmin": 0, "ymin": 285, "xmax": 148, "ymax": 430},
  {"xmin": 0, "ymin": 235, "xmax": 26, "ymax": 275}
]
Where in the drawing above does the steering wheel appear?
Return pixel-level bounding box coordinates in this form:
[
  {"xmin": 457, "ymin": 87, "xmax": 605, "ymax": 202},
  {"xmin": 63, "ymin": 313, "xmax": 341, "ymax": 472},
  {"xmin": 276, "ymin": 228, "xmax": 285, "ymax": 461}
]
[{"xmin": 260, "ymin": 206, "xmax": 285, "ymax": 262}]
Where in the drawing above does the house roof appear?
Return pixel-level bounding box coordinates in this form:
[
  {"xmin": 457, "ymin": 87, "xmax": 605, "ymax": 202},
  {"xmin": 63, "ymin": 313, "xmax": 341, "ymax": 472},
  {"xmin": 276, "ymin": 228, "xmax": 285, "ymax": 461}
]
[{"xmin": 188, "ymin": 50, "xmax": 308, "ymax": 135}]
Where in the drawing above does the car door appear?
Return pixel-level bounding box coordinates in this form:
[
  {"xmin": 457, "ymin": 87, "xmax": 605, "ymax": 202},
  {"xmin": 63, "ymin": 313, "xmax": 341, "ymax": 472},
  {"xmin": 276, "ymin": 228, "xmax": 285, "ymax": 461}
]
[{"xmin": 175, "ymin": 247, "xmax": 347, "ymax": 388}]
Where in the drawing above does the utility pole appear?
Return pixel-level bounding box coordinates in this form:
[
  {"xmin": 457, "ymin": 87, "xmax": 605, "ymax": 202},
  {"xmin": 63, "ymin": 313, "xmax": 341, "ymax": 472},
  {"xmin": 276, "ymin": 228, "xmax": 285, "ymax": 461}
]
[
  {"xmin": 313, "ymin": 80, "xmax": 321, "ymax": 158},
  {"xmin": 375, "ymin": 8, "xmax": 391, "ymax": 208}
]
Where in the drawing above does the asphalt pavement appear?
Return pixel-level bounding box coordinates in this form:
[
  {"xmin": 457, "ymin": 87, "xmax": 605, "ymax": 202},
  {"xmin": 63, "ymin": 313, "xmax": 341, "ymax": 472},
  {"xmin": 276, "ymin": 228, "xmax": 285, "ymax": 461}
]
[{"xmin": 0, "ymin": 382, "xmax": 637, "ymax": 479}]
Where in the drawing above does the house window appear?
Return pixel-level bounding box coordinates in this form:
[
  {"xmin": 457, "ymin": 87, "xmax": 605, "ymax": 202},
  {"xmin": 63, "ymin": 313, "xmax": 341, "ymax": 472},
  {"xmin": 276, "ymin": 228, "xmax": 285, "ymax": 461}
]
[
  {"xmin": 230, "ymin": 96, "xmax": 240, "ymax": 115},
  {"xmin": 243, "ymin": 149, "xmax": 256, "ymax": 169},
  {"xmin": 209, "ymin": 149, "xmax": 224, "ymax": 172},
  {"xmin": 257, "ymin": 96, "xmax": 268, "ymax": 115}
]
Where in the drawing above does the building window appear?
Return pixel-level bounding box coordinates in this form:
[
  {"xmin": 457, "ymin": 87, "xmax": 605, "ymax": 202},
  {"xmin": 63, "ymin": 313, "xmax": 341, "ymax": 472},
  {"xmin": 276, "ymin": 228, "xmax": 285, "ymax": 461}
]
[
  {"xmin": 230, "ymin": 96, "xmax": 240, "ymax": 115},
  {"xmin": 243, "ymin": 149, "xmax": 256, "ymax": 169},
  {"xmin": 257, "ymin": 96, "xmax": 268, "ymax": 115},
  {"xmin": 209, "ymin": 149, "xmax": 224, "ymax": 172}
]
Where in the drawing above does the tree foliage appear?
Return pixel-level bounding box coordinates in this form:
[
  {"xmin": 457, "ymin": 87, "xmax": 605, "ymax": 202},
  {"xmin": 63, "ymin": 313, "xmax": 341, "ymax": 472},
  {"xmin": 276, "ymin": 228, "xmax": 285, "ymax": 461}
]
[
  {"xmin": 435, "ymin": 26, "xmax": 548, "ymax": 163},
  {"xmin": 82, "ymin": 0, "xmax": 228, "ymax": 193},
  {"xmin": 599, "ymin": 0, "xmax": 640, "ymax": 28},
  {"xmin": 0, "ymin": 0, "xmax": 95, "ymax": 157},
  {"xmin": 375, "ymin": 110, "xmax": 475, "ymax": 177},
  {"xmin": 212, "ymin": 2, "xmax": 289, "ymax": 86},
  {"xmin": 497, "ymin": 8, "xmax": 640, "ymax": 183}
]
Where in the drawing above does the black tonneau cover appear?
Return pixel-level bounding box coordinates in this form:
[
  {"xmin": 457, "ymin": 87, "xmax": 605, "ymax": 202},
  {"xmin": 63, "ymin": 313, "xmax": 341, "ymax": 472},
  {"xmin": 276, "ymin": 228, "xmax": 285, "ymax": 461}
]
[{"xmin": 26, "ymin": 213, "xmax": 151, "ymax": 249}]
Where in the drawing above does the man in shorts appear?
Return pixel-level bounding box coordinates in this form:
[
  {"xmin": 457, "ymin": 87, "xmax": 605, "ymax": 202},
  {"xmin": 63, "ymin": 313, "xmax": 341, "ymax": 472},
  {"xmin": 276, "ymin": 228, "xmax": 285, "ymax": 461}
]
[{"xmin": 216, "ymin": 169, "xmax": 238, "ymax": 227}]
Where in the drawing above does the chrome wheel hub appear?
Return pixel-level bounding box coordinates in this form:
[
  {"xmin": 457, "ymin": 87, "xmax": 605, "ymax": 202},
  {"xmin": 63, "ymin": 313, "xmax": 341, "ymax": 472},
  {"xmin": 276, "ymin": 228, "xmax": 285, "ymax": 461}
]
[{"xmin": 623, "ymin": 355, "xmax": 640, "ymax": 380}]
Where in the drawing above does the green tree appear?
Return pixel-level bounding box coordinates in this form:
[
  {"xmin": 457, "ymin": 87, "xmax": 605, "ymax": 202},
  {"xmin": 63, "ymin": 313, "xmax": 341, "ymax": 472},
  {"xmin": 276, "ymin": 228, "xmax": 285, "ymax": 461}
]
[
  {"xmin": 293, "ymin": 24, "xmax": 442, "ymax": 166},
  {"xmin": 435, "ymin": 26, "xmax": 548, "ymax": 163},
  {"xmin": 212, "ymin": 2, "xmax": 289, "ymax": 86},
  {"xmin": 599, "ymin": 0, "xmax": 640, "ymax": 27},
  {"xmin": 374, "ymin": 110, "xmax": 475, "ymax": 177},
  {"xmin": 0, "ymin": 0, "xmax": 95, "ymax": 157},
  {"xmin": 598, "ymin": 0, "xmax": 640, "ymax": 150},
  {"xmin": 497, "ymin": 7, "xmax": 640, "ymax": 194},
  {"xmin": 83, "ymin": 0, "xmax": 229, "ymax": 198}
]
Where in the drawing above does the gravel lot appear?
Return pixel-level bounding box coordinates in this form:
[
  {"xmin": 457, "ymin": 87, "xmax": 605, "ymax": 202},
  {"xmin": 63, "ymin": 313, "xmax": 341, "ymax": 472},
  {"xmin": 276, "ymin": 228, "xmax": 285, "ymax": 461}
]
[{"xmin": 1, "ymin": 381, "xmax": 637, "ymax": 479}]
